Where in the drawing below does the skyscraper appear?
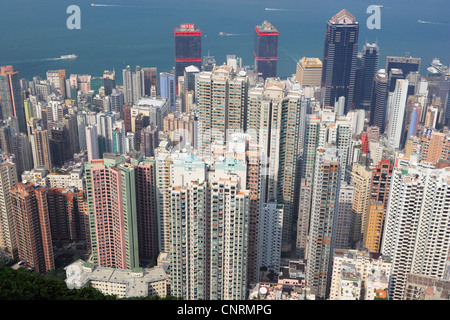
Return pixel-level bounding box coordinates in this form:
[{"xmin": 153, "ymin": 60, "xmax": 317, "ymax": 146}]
[
  {"xmin": 370, "ymin": 69, "xmax": 388, "ymax": 133},
  {"xmin": 358, "ymin": 43, "xmax": 379, "ymax": 110},
  {"xmin": 306, "ymin": 147, "xmax": 342, "ymax": 300},
  {"xmin": 386, "ymin": 78, "xmax": 409, "ymax": 149},
  {"xmin": 0, "ymin": 158, "xmax": 18, "ymax": 259},
  {"xmin": 321, "ymin": 9, "xmax": 359, "ymax": 113},
  {"xmin": 385, "ymin": 54, "xmax": 421, "ymax": 91},
  {"xmin": 10, "ymin": 181, "xmax": 55, "ymax": 274},
  {"xmin": 84, "ymin": 156, "xmax": 139, "ymax": 269},
  {"xmin": 160, "ymin": 72, "xmax": 176, "ymax": 114},
  {"xmin": 174, "ymin": 23, "xmax": 202, "ymax": 92},
  {"xmin": 254, "ymin": 21, "xmax": 278, "ymax": 80},
  {"xmin": 0, "ymin": 66, "xmax": 26, "ymax": 133},
  {"xmin": 381, "ymin": 163, "xmax": 450, "ymax": 300}
]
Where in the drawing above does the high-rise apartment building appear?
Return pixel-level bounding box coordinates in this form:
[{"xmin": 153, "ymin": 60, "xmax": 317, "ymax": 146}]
[
  {"xmin": 84, "ymin": 156, "xmax": 139, "ymax": 269},
  {"xmin": 30, "ymin": 128, "xmax": 52, "ymax": 172},
  {"xmin": 134, "ymin": 158, "xmax": 158, "ymax": 261},
  {"xmin": 85, "ymin": 124, "xmax": 99, "ymax": 161},
  {"xmin": 306, "ymin": 148, "xmax": 342, "ymax": 299},
  {"xmin": 10, "ymin": 181, "xmax": 54, "ymax": 274},
  {"xmin": 254, "ymin": 21, "xmax": 278, "ymax": 79},
  {"xmin": 0, "ymin": 158, "xmax": 18, "ymax": 259},
  {"xmin": 196, "ymin": 65, "xmax": 248, "ymax": 158},
  {"xmin": 174, "ymin": 23, "xmax": 202, "ymax": 91},
  {"xmin": 381, "ymin": 163, "xmax": 450, "ymax": 300},
  {"xmin": 321, "ymin": 9, "xmax": 359, "ymax": 113}
]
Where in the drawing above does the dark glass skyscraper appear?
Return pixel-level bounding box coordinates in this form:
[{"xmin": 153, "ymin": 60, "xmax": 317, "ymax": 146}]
[
  {"xmin": 321, "ymin": 9, "xmax": 359, "ymax": 114},
  {"xmin": 254, "ymin": 21, "xmax": 278, "ymax": 80},
  {"xmin": 385, "ymin": 54, "xmax": 421, "ymax": 92},
  {"xmin": 370, "ymin": 69, "xmax": 388, "ymax": 133},
  {"xmin": 359, "ymin": 43, "xmax": 379, "ymax": 110},
  {"xmin": 174, "ymin": 23, "xmax": 201, "ymax": 92}
]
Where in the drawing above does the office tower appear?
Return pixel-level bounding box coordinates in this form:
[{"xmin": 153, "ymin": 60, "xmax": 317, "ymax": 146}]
[
  {"xmin": 349, "ymin": 163, "xmax": 372, "ymax": 246},
  {"xmin": 358, "ymin": 43, "xmax": 379, "ymax": 110},
  {"xmin": 10, "ymin": 181, "xmax": 54, "ymax": 274},
  {"xmin": 0, "ymin": 66, "xmax": 26, "ymax": 133},
  {"xmin": 11, "ymin": 133, "xmax": 33, "ymax": 178},
  {"xmin": 385, "ymin": 54, "xmax": 421, "ymax": 90},
  {"xmin": 49, "ymin": 126, "xmax": 71, "ymax": 167},
  {"xmin": 196, "ymin": 65, "xmax": 248, "ymax": 158},
  {"xmin": 386, "ymin": 78, "xmax": 409, "ymax": 149},
  {"xmin": 139, "ymin": 125, "xmax": 158, "ymax": 157},
  {"xmin": 370, "ymin": 69, "xmax": 388, "ymax": 133},
  {"xmin": 0, "ymin": 159, "xmax": 18, "ymax": 258},
  {"xmin": 203, "ymin": 54, "xmax": 216, "ymax": 72},
  {"xmin": 141, "ymin": 67, "xmax": 157, "ymax": 97},
  {"xmin": 306, "ymin": 148, "xmax": 342, "ymax": 300},
  {"xmin": 381, "ymin": 164, "xmax": 450, "ymax": 300},
  {"xmin": 30, "ymin": 128, "xmax": 52, "ymax": 172},
  {"xmin": 160, "ymin": 72, "xmax": 176, "ymax": 114},
  {"xmin": 174, "ymin": 23, "xmax": 202, "ymax": 91},
  {"xmin": 437, "ymin": 72, "xmax": 450, "ymax": 124},
  {"xmin": 254, "ymin": 21, "xmax": 278, "ymax": 79},
  {"xmin": 334, "ymin": 183, "xmax": 354, "ymax": 250},
  {"xmin": 295, "ymin": 57, "xmax": 322, "ymax": 87},
  {"xmin": 85, "ymin": 156, "xmax": 139, "ymax": 269},
  {"xmin": 103, "ymin": 70, "xmax": 116, "ymax": 96},
  {"xmin": 321, "ymin": 9, "xmax": 359, "ymax": 113},
  {"xmin": 85, "ymin": 124, "xmax": 99, "ymax": 161},
  {"xmin": 134, "ymin": 158, "xmax": 158, "ymax": 261}
]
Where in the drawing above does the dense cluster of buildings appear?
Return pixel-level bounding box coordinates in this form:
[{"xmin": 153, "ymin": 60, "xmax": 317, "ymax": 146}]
[{"xmin": 0, "ymin": 9, "xmax": 449, "ymax": 300}]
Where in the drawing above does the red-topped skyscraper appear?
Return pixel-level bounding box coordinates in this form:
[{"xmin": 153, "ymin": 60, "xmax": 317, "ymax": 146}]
[
  {"xmin": 254, "ymin": 21, "xmax": 278, "ymax": 80},
  {"xmin": 174, "ymin": 23, "xmax": 202, "ymax": 92}
]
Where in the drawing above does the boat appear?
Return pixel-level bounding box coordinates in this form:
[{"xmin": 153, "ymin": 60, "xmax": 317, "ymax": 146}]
[
  {"xmin": 417, "ymin": 20, "xmax": 425, "ymax": 23},
  {"xmin": 60, "ymin": 54, "xmax": 78, "ymax": 60},
  {"xmin": 219, "ymin": 32, "xmax": 228, "ymax": 36},
  {"xmin": 91, "ymin": 3, "xmax": 95, "ymax": 6}
]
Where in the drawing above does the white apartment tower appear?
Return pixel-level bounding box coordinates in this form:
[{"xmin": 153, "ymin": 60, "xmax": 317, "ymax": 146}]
[{"xmin": 381, "ymin": 163, "xmax": 450, "ymax": 300}]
